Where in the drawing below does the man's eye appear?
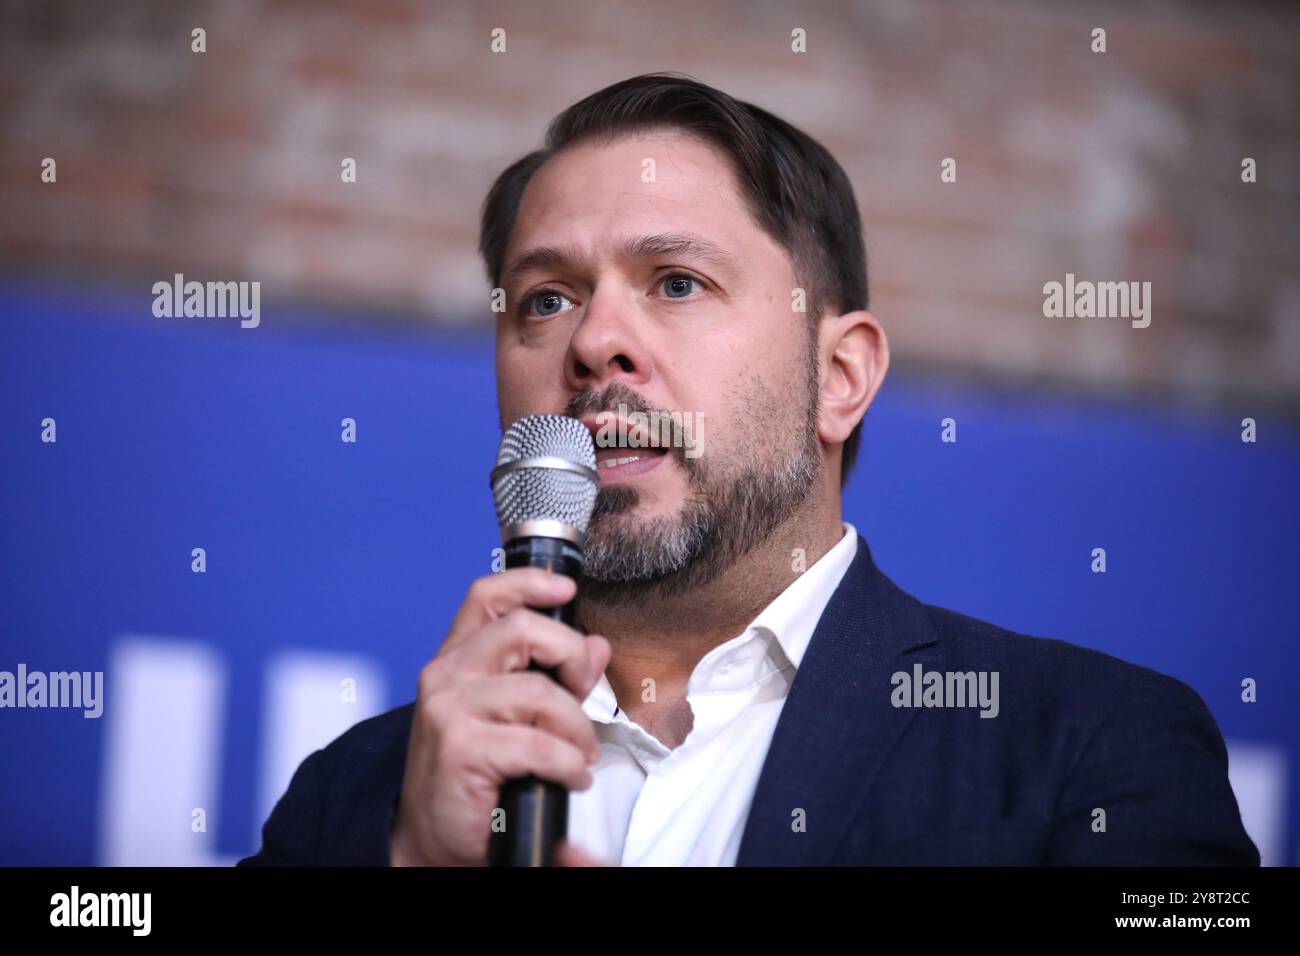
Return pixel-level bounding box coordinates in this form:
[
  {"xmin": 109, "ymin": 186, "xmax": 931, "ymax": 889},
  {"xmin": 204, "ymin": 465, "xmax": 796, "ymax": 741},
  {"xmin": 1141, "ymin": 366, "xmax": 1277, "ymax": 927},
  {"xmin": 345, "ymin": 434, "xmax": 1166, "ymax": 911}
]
[
  {"xmin": 526, "ymin": 290, "xmax": 574, "ymax": 318},
  {"xmin": 661, "ymin": 274, "xmax": 700, "ymax": 299}
]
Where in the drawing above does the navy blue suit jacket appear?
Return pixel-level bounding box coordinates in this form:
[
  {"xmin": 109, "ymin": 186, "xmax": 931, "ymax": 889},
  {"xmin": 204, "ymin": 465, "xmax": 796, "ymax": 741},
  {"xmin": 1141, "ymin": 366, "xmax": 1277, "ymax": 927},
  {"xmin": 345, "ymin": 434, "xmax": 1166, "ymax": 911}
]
[{"xmin": 239, "ymin": 534, "xmax": 1258, "ymax": 866}]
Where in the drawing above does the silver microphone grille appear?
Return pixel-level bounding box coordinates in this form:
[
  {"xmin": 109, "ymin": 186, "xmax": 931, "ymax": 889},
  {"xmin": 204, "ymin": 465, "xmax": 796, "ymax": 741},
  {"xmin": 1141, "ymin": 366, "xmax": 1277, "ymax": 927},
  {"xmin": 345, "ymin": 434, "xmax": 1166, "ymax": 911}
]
[{"xmin": 491, "ymin": 414, "xmax": 599, "ymax": 536}]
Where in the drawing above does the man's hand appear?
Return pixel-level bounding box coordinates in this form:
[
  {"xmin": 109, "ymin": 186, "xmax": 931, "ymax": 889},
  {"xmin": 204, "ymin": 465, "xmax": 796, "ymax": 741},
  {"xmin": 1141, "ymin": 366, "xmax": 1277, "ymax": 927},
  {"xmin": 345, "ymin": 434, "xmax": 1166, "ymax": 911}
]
[
  {"xmin": 555, "ymin": 841, "xmax": 615, "ymax": 867},
  {"xmin": 389, "ymin": 567, "xmax": 611, "ymax": 866}
]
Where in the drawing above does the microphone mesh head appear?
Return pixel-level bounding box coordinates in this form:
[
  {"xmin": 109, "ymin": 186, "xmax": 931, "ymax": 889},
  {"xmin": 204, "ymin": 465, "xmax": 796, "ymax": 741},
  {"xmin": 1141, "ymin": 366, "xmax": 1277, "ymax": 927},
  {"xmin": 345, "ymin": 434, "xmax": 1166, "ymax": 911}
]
[{"xmin": 493, "ymin": 414, "xmax": 599, "ymax": 535}]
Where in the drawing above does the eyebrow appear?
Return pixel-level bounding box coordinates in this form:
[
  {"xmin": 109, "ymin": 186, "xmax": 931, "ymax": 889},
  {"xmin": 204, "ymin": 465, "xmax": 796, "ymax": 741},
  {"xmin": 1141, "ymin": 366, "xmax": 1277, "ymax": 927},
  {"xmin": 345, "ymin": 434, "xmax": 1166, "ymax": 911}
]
[{"xmin": 503, "ymin": 232, "xmax": 741, "ymax": 284}]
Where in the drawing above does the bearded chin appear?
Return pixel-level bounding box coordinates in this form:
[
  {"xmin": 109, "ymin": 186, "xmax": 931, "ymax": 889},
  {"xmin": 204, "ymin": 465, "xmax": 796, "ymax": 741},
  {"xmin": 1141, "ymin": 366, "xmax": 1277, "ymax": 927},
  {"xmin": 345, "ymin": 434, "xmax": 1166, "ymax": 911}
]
[
  {"xmin": 577, "ymin": 436, "xmax": 820, "ymax": 607},
  {"xmin": 578, "ymin": 488, "xmax": 711, "ymax": 604}
]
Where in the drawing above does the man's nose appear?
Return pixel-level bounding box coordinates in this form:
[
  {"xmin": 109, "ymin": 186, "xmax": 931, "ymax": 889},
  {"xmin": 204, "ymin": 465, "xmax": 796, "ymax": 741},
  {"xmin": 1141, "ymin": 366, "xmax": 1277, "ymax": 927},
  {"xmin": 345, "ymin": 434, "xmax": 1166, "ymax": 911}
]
[{"xmin": 564, "ymin": 286, "xmax": 652, "ymax": 392}]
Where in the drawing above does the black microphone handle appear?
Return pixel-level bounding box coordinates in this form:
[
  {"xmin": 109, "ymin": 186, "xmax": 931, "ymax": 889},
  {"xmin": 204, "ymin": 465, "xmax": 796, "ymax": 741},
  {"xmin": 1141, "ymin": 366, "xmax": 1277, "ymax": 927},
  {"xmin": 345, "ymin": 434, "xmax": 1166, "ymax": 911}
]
[{"xmin": 488, "ymin": 535, "xmax": 585, "ymax": 867}]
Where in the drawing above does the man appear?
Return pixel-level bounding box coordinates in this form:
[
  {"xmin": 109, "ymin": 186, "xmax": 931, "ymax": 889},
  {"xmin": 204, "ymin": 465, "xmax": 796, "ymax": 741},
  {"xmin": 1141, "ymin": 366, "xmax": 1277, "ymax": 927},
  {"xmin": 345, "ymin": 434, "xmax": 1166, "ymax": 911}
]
[{"xmin": 239, "ymin": 73, "xmax": 1257, "ymax": 867}]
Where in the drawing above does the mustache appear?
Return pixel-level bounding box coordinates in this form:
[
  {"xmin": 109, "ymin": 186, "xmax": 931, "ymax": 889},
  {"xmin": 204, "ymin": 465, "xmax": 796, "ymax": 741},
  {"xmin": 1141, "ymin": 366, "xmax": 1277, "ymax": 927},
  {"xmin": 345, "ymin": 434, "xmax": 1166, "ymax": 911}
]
[
  {"xmin": 564, "ymin": 382, "xmax": 653, "ymax": 420},
  {"xmin": 569, "ymin": 390, "xmax": 696, "ymax": 468},
  {"xmin": 565, "ymin": 385, "xmax": 699, "ymax": 473}
]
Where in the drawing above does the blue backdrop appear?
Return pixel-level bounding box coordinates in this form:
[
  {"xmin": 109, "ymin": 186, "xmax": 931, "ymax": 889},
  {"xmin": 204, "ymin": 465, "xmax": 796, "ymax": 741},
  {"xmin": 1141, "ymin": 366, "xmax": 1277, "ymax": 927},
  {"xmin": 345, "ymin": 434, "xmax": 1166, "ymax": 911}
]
[{"xmin": 0, "ymin": 277, "xmax": 1294, "ymax": 865}]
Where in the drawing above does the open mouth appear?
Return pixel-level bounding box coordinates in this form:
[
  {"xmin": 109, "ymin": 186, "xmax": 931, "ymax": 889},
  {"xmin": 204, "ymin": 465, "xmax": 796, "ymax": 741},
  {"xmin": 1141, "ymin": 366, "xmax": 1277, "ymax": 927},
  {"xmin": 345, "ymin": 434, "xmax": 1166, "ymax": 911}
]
[
  {"xmin": 582, "ymin": 411, "xmax": 681, "ymax": 481},
  {"xmin": 579, "ymin": 411, "xmax": 674, "ymax": 483},
  {"xmin": 593, "ymin": 443, "xmax": 669, "ymax": 481}
]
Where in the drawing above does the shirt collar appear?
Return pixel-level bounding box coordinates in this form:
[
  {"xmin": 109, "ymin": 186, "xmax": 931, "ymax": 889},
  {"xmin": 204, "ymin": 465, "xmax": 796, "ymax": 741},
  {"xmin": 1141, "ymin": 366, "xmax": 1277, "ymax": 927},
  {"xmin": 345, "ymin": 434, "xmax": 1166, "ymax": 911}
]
[
  {"xmin": 581, "ymin": 522, "xmax": 859, "ymax": 722},
  {"xmin": 748, "ymin": 520, "xmax": 858, "ymax": 672}
]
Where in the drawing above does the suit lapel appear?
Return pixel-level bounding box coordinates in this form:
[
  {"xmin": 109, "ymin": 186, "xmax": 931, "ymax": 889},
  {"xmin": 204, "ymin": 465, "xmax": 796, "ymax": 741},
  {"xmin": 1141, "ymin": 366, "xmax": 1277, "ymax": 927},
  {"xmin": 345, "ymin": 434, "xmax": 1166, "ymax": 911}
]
[{"xmin": 735, "ymin": 534, "xmax": 944, "ymax": 865}]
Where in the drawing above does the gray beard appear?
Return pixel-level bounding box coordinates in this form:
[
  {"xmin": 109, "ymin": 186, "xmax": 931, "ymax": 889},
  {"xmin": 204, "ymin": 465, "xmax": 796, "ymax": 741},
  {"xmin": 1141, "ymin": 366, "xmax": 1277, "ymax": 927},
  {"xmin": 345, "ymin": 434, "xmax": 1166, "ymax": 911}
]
[{"xmin": 577, "ymin": 406, "xmax": 821, "ymax": 608}]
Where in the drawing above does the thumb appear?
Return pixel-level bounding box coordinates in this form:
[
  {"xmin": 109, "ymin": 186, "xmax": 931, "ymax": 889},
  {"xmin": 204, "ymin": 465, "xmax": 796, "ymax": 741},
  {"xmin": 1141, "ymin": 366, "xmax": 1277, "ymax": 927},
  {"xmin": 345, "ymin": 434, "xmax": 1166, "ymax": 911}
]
[{"xmin": 585, "ymin": 635, "xmax": 612, "ymax": 689}]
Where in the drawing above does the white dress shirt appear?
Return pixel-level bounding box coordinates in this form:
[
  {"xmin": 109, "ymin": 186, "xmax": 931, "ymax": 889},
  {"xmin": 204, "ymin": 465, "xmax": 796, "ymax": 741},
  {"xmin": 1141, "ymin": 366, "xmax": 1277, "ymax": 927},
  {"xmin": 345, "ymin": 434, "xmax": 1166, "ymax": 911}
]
[{"xmin": 567, "ymin": 521, "xmax": 859, "ymax": 866}]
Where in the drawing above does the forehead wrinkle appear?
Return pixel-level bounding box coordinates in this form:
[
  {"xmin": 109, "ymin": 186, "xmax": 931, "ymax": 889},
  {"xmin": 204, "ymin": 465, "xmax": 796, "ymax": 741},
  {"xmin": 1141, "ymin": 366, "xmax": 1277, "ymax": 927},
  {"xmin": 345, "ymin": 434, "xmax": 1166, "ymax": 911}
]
[
  {"xmin": 504, "ymin": 231, "xmax": 742, "ymax": 285},
  {"xmin": 620, "ymin": 232, "xmax": 741, "ymax": 274}
]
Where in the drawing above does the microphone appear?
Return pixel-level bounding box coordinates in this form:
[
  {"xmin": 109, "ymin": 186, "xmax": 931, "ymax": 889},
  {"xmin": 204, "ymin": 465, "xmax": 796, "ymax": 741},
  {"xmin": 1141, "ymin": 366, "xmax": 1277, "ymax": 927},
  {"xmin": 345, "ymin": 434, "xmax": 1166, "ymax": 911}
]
[{"xmin": 487, "ymin": 414, "xmax": 599, "ymax": 867}]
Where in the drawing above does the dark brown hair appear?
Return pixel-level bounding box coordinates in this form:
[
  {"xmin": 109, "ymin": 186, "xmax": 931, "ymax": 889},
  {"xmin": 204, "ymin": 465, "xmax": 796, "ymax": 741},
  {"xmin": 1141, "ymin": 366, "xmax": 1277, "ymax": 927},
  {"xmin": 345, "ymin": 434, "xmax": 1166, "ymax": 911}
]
[{"xmin": 479, "ymin": 72, "xmax": 869, "ymax": 487}]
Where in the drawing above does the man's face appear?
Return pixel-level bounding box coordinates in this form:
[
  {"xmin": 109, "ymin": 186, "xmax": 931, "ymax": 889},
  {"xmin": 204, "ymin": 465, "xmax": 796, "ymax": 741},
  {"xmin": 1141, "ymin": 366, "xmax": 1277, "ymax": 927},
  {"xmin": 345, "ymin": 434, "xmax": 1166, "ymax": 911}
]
[{"xmin": 496, "ymin": 129, "xmax": 822, "ymax": 603}]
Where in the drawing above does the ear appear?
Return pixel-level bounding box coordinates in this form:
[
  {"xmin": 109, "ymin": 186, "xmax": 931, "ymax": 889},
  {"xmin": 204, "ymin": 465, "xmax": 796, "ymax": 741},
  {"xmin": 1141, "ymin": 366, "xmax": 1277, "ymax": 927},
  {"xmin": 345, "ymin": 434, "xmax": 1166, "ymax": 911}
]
[{"xmin": 816, "ymin": 310, "xmax": 889, "ymax": 446}]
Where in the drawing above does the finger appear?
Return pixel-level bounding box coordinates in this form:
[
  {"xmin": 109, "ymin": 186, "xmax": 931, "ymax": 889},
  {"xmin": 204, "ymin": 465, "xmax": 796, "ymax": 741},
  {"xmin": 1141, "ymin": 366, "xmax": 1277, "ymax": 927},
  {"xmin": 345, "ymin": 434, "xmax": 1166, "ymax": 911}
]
[
  {"xmin": 585, "ymin": 635, "xmax": 611, "ymax": 689},
  {"xmin": 471, "ymin": 720, "xmax": 595, "ymax": 792},
  {"xmin": 465, "ymin": 608, "xmax": 602, "ymax": 698},
  {"xmin": 458, "ymin": 672, "xmax": 601, "ymax": 761},
  {"xmin": 555, "ymin": 841, "xmax": 613, "ymax": 867},
  {"xmin": 446, "ymin": 569, "xmax": 577, "ymax": 647}
]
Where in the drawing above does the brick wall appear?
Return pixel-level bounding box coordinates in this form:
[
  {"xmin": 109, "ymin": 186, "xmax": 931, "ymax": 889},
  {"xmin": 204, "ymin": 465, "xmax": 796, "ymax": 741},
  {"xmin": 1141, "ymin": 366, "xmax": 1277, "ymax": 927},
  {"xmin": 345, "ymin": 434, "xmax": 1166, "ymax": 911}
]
[{"xmin": 1, "ymin": 0, "xmax": 1296, "ymax": 411}]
